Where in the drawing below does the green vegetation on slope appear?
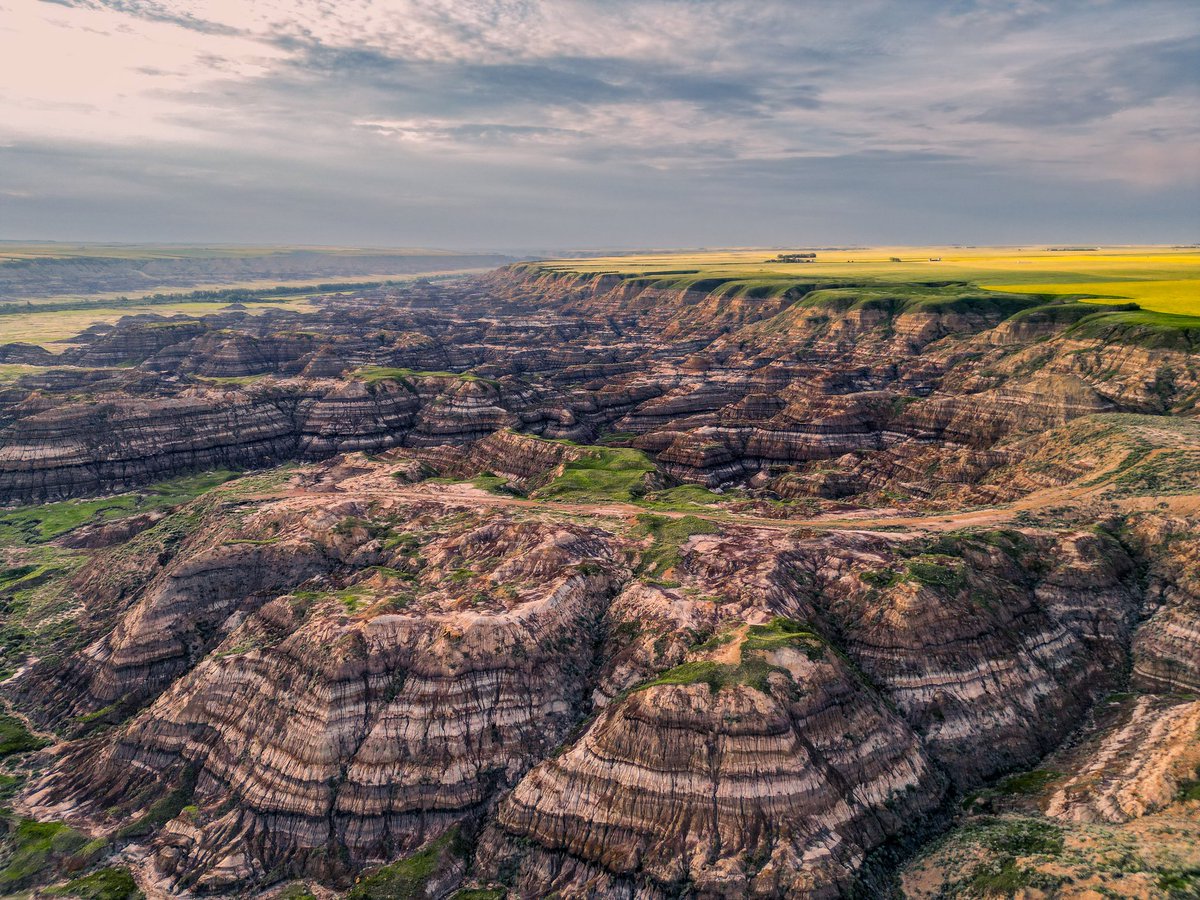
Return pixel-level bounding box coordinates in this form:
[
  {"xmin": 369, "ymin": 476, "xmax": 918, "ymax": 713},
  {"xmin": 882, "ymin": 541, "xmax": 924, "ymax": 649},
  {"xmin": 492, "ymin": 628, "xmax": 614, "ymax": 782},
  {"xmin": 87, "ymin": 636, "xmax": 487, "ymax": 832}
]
[
  {"xmin": 0, "ymin": 470, "xmax": 237, "ymax": 546},
  {"xmin": 860, "ymin": 554, "xmax": 966, "ymax": 594},
  {"xmin": 525, "ymin": 247, "xmax": 1200, "ymax": 347},
  {"xmin": 46, "ymin": 867, "xmax": 143, "ymax": 900},
  {"xmin": 635, "ymin": 657, "xmax": 785, "ymax": 694},
  {"xmin": 642, "ymin": 484, "xmax": 724, "ymax": 508},
  {"xmin": 347, "ymin": 827, "xmax": 462, "ymax": 900},
  {"xmin": 355, "ymin": 366, "xmax": 499, "ymax": 386},
  {"xmin": 634, "ymin": 514, "xmax": 720, "ymax": 584},
  {"xmin": 637, "ymin": 619, "xmax": 825, "ymax": 695},
  {"xmin": 534, "ymin": 447, "xmax": 658, "ymax": 503},
  {"xmin": 925, "ymin": 816, "xmax": 1067, "ymax": 897},
  {"xmin": 0, "ymin": 714, "xmax": 48, "ymax": 757},
  {"xmin": 1065, "ymin": 308, "xmax": 1200, "ymax": 350},
  {"xmin": 795, "ymin": 284, "xmax": 1044, "ymax": 319},
  {"xmin": 524, "ymin": 246, "xmax": 1200, "ymax": 316},
  {"xmin": 0, "ymin": 818, "xmax": 92, "ymax": 892},
  {"xmin": 114, "ymin": 771, "xmax": 195, "ymax": 839},
  {"xmin": 742, "ymin": 617, "xmax": 825, "ymax": 660}
]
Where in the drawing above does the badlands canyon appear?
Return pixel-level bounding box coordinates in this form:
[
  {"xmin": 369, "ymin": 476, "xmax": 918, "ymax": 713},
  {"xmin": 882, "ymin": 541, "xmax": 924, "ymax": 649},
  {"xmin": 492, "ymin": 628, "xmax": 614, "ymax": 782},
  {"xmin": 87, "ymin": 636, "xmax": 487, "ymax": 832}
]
[{"xmin": 0, "ymin": 259, "xmax": 1197, "ymax": 899}]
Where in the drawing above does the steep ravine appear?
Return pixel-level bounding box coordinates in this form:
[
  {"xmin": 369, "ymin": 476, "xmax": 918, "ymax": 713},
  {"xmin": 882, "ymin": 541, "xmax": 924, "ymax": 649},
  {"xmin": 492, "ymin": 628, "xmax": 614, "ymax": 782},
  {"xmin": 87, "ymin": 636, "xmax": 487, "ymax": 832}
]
[
  {"xmin": 2, "ymin": 460, "xmax": 1186, "ymax": 899},
  {"xmin": 0, "ymin": 269, "xmax": 1197, "ymax": 898}
]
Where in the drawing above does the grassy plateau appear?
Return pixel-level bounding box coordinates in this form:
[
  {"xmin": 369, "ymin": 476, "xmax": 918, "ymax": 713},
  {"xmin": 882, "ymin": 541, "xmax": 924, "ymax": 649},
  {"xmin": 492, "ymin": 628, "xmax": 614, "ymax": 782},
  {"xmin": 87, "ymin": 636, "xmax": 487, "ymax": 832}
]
[{"xmin": 524, "ymin": 244, "xmax": 1199, "ymax": 316}]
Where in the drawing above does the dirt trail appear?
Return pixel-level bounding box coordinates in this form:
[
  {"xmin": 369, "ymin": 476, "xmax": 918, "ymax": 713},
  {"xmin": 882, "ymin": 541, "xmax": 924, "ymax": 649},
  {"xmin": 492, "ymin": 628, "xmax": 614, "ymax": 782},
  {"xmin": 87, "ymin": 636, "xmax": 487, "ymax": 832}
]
[{"xmin": 251, "ymin": 461, "xmax": 1200, "ymax": 537}]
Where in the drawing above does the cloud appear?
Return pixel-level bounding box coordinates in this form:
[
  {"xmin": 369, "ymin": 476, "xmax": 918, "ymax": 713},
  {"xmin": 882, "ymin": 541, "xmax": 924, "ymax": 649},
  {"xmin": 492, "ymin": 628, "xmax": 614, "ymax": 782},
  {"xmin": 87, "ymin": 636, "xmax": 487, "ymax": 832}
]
[
  {"xmin": 974, "ymin": 34, "xmax": 1200, "ymax": 127},
  {"xmin": 0, "ymin": 0, "xmax": 1197, "ymax": 245}
]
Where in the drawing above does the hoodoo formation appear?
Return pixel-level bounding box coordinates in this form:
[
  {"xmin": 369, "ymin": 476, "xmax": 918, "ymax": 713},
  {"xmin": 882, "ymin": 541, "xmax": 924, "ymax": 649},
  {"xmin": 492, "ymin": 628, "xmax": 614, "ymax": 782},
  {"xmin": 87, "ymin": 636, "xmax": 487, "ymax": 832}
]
[{"xmin": 0, "ymin": 263, "xmax": 1198, "ymax": 898}]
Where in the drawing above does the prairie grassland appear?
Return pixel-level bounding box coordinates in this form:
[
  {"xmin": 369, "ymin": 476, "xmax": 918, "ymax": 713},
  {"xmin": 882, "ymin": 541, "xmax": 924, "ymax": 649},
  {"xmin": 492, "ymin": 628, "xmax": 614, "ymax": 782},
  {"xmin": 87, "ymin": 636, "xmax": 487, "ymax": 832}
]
[
  {"xmin": 0, "ymin": 242, "xmax": 469, "ymax": 262},
  {"xmin": 0, "ymin": 364, "xmax": 44, "ymax": 383},
  {"xmin": 533, "ymin": 246, "xmax": 1200, "ymax": 315},
  {"xmin": 0, "ymin": 269, "xmax": 491, "ymax": 348},
  {"xmin": 13, "ymin": 269, "xmax": 491, "ymax": 308},
  {"xmin": 983, "ymin": 279, "xmax": 1200, "ymax": 316},
  {"xmin": 0, "ymin": 299, "xmax": 317, "ymax": 349}
]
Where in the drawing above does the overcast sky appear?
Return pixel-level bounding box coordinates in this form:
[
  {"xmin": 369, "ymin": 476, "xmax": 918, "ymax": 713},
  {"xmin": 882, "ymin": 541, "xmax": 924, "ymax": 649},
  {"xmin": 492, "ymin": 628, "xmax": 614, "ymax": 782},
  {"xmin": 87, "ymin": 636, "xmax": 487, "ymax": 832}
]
[{"xmin": 0, "ymin": 0, "xmax": 1197, "ymax": 250}]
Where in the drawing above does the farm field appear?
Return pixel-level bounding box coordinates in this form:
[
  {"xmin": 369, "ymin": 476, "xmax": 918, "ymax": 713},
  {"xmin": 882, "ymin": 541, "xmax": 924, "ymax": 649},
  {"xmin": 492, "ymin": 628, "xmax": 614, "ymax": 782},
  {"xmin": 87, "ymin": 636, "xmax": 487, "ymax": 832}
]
[
  {"xmin": 0, "ymin": 243, "xmax": 514, "ymax": 348},
  {"xmin": 0, "ymin": 243, "xmax": 474, "ymax": 262},
  {"xmin": 0, "ymin": 297, "xmax": 318, "ymax": 349},
  {"xmin": 532, "ymin": 245, "xmax": 1200, "ymax": 315},
  {"xmin": 0, "ymin": 273, "xmax": 491, "ymax": 349}
]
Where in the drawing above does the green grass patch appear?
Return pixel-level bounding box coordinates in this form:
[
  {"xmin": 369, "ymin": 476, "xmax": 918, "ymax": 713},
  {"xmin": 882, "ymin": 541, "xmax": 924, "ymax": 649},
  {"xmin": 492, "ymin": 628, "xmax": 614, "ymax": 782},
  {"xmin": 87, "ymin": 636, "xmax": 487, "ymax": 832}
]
[
  {"xmin": 794, "ymin": 284, "xmax": 1043, "ymax": 322},
  {"xmin": 274, "ymin": 885, "xmax": 317, "ymax": 900},
  {"xmin": 0, "ymin": 470, "xmax": 237, "ymax": 546},
  {"xmin": 643, "ymin": 484, "xmax": 724, "ymax": 509},
  {"xmin": 996, "ymin": 769, "xmax": 1061, "ymax": 796},
  {"xmin": 370, "ymin": 565, "xmax": 414, "ymax": 580},
  {"xmin": 1158, "ymin": 869, "xmax": 1200, "ymax": 894},
  {"xmin": 960, "ymin": 816, "xmax": 1064, "ymax": 857},
  {"xmin": 634, "ymin": 514, "xmax": 720, "ymax": 584},
  {"xmin": 213, "ymin": 640, "xmax": 261, "ymax": 658},
  {"xmin": 0, "ymin": 818, "xmax": 90, "ymax": 891},
  {"xmin": 533, "ymin": 447, "xmax": 658, "ymax": 503},
  {"xmin": 595, "ymin": 431, "xmax": 638, "ymax": 445},
  {"xmin": 1177, "ymin": 766, "xmax": 1200, "ymax": 803},
  {"xmin": 861, "ymin": 553, "xmax": 967, "ymax": 593},
  {"xmin": 967, "ymin": 858, "xmax": 1057, "ymax": 896},
  {"xmin": 347, "ymin": 827, "xmax": 461, "ymax": 900},
  {"xmin": 0, "ymin": 714, "xmax": 48, "ymax": 757},
  {"xmin": 1066, "ymin": 308, "xmax": 1200, "ymax": 350},
  {"xmin": 935, "ymin": 817, "xmax": 1066, "ymax": 899},
  {"xmin": 860, "ymin": 567, "xmax": 901, "ymax": 588},
  {"xmin": 0, "ymin": 774, "xmax": 21, "ymax": 805},
  {"xmin": 692, "ymin": 630, "xmax": 735, "ymax": 652},
  {"xmin": 1179, "ymin": 782, "xmax": 1200, "ymax": 803},
  {"xmin": 46, "ymin": 867, "xmax": 142, "ymax": 900},
  {"xmin": 743, "ymin": 618, "xmax": 825, "ymax": 661},
  {"xmin": 355, "ymin": 366, "xmax": 499, "ymax": 387},
  {"xmin": 471, "ymin": 473, "xmax": 522, "ymax": 496},
  {"xmin": 635, "ymin": 657, "xmax": 786, "ymax": 695},
  {"xmin": 904, "ymin": 555, "xmax": 966, "ymax": 592},
  {"xmin": 114, "ymin": 772, "xmax": 194, "ymax": 839},
  {"xmin": 195, "ymin": 374, "xmax": 268, "ymax": 386}
]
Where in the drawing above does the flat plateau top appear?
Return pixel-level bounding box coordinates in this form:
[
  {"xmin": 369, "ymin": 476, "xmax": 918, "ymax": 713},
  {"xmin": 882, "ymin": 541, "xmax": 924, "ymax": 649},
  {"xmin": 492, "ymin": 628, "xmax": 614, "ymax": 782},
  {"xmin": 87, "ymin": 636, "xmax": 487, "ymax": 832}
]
[{"xmin": 533, "ymin": 245, "xmax": 1200, "ymax": 315}]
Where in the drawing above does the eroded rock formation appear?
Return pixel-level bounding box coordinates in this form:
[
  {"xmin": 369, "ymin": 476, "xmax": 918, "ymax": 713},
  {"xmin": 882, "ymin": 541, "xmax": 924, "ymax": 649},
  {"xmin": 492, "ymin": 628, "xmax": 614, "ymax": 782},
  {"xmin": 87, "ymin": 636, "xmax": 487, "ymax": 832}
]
[{"xmin": 0, "ymin": 267, "xmax": 1197, "ymax": 899}]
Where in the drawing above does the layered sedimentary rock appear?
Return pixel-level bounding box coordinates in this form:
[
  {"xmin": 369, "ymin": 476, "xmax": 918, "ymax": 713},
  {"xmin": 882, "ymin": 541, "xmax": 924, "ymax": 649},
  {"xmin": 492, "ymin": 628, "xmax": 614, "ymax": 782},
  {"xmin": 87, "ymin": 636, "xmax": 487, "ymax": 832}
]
[
  {"xmin": 70, "ymin": 319, "xmax": 210, "ymax": 367},
  {"xmin": 480, "ymin": 639, "xmax": 944, "ymax": 899},
  {"xmin": 0, "ymin": 342, "xmax": 54, "ymax": 364},
  {"xmin": 1045, "ymin": 694, "xmax": 1200, "ymax": 824},
  {"xmin": 817, "ymin": 529, "xmax": 1138, "ymax": 784},
  {"xmin": 1127, "ymin": 514, "xmax": 1200, "ymax": 693},
  {"xmin": 297, "ymin": 379, "xmax": 421, "ymax": 456},
  {"xmin": 902, "ymin": 691, "xmax": 1200, "ymax": 899},
  {"xmin": 5, "ymin": 448, "xmax": 1196, "ymax": 898},
  {"xmin": 4, "ymin": 267, "xmax": 1196, "ymax": 507},
  {"xmin": 22, "ymin": 492, "xmax": 626, "ymax": 890},
  {"xmin": 0, "ymin": 396, "xmax": 295, "ymax": 502},
  {"xmin": 3, "ymin": 266, "xmax": 1199, "ymax": 899}
]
